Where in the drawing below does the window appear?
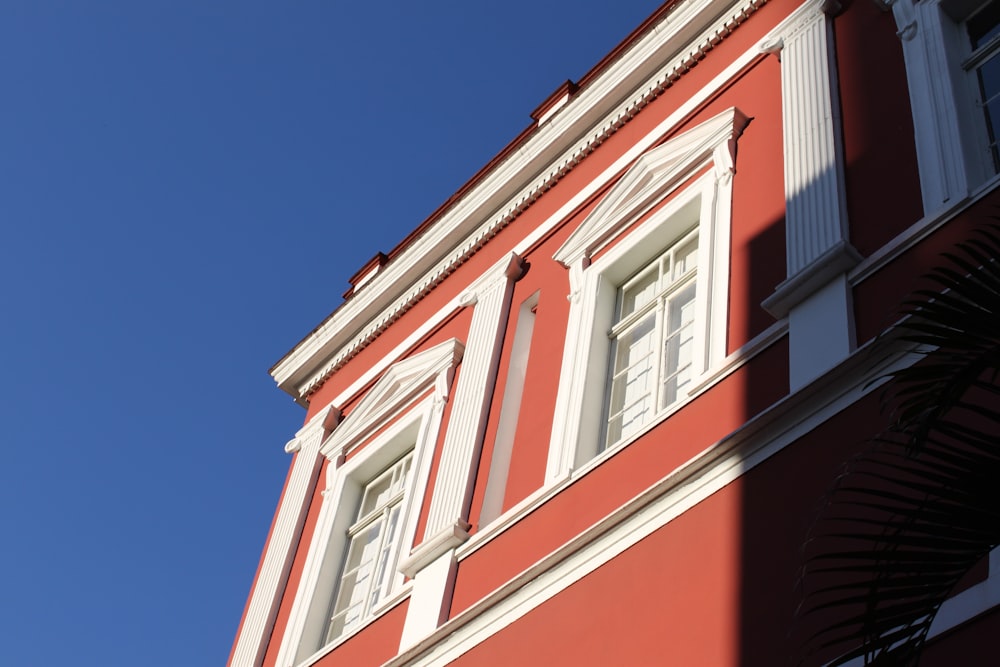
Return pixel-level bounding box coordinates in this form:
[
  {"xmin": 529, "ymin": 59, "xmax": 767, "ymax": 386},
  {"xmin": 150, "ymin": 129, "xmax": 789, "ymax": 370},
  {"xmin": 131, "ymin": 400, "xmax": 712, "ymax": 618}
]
[
  {"xmin": 606, "ymin": 229, "xmax": 698, "ymax": 447},
  {"xmin": 325, "ymin": 452, "xmax": 413, "ymax": 643},
  {"xmin": 546, "ymin": 106, "xmax": 748, "ymax": 482},
  {"xmin": 273, "ymin": 339, "xmax": 462, "ymax": 667},
  {"xmin": 963, "ymin": 0, "xmax": 1000, "ymax": 172}
]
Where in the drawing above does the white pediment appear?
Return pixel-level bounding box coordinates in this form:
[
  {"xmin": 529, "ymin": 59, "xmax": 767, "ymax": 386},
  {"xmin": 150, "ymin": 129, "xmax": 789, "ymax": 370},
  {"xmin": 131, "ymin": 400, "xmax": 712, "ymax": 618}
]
[
  {"xmin": 320, "ymin": 338, "xmax": 464, "ymax": 459},
  {"xmin": 554, "ymin": 107, "xmax": 749, "ymax": 268}
]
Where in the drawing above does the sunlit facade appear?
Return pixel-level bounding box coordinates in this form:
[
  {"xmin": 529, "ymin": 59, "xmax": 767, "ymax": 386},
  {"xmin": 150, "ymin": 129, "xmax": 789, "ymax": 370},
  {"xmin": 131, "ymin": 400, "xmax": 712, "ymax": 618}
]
[{"xmin": 229, "ymin": 0, "xmax": 1000, "ymax": 664}]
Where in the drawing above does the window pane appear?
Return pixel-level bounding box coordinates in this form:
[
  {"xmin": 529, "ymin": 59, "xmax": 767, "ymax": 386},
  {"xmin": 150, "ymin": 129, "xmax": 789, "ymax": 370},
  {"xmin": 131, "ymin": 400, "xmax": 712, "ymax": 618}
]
[
  {"xmin": 605, "ymin": 229, "xmax": 701, "ymax": 448},
  {"xmin": 607, "ymin": 313, "xmax": 657, "ymax": 443},
  {"xmin": 369, "ymin": 505, "xmax": 402, "ymax": 609},
  {"xmin": 662, "ymin": 283, "xmax": 697, "ymax": 407},
  {"xmin": 977, "ymin": 51, "xmax": 1000, "ymax": 170},
  {"xmin": 671, "ymin": 236, "xmax": 698, "ymax": 283},
  {"xmin": 619, "ymin": 267, "xmax": 658, "ymax": 318},
  {"xmin": 390, "ymin": 457, "xmax": 412, "ymax": 496},
  {"xmin": 324, "ymin": 452, "xmax": 413, "ymax": 645},
  {"xmin": 358, "ymin": 472, "xmax": 393, "ymax": 518},
  {"xmin": 969, "ymin": 1, "xmax": 1000, "ymax": 49},
  {"xmin": 968, "ymin": 3, "xmax": 1000, "ymax": 172},
  {"xmin": 332, "ymin": 522, "xmax": 382, "ymax": 620}
]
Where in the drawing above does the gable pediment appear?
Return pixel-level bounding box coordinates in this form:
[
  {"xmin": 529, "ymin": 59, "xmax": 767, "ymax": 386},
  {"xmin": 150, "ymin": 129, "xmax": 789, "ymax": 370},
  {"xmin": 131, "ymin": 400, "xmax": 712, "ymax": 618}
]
[
  {"xmin": 555, "ymin": 107, "xmax": 749, "ymax": 268},
  {"xmin": 320, "ymin": 338, "xmax": 464, "ymax": 459}
]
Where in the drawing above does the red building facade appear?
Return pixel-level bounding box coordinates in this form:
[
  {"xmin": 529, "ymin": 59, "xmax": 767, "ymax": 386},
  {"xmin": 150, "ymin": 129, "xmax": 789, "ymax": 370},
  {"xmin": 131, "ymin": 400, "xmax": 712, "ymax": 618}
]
[{"xmin": 229, "ymin": 0, "xmax": 1000, "ymax": 664}]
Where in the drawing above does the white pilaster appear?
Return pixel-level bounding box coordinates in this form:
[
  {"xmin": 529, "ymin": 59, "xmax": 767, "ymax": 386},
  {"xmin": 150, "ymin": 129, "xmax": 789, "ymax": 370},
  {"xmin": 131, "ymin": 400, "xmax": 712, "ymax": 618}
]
[
  {"xmin": 395, "ymin": 253, "xmax": 523, "ymax": 649},
  {"xmin": 398, "ymin": 551, "xmax": 459, "ymax": 650},
  {"xmin": 229, "ymin": 409, "xmax": 334, "ymax": 667},
  {"xmin": 761, "ymin": 2, "xmax": 860, "ymax": 388},
  {"xmin": 397, "ymin": 520, "xmax": 468, "ymax": 651},
  {"xmin": 781, "ymin": 6, "xmax": 849, "ymax": 277},
  {"xmin": 890, "ymin": 0, "xmax": 971, "ymax": 212},
  {"xmin": 787, "ymin": 274, "xmax": 855, "ymax": 389},
  {"xmin": 424, "ymin": 252, "xmax": 524, "ymax": 537},
  {"xmin": 544, "ymin": 260, "xmax": 606, "ymax": 483}
]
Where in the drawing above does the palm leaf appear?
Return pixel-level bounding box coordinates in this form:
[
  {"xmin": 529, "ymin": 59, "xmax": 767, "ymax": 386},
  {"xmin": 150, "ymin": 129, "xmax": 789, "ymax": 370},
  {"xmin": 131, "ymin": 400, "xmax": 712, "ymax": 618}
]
[{"xmin": 795, "ymin": 224, "xmax": 1000, "ymax": 665}]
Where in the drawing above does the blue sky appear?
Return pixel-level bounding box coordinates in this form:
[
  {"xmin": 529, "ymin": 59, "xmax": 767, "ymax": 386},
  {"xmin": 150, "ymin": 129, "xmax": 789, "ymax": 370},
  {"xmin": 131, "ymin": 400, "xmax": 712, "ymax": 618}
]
[{"xmin": 0, "ymin": 2, "xmax": 659, "ymax": 665}]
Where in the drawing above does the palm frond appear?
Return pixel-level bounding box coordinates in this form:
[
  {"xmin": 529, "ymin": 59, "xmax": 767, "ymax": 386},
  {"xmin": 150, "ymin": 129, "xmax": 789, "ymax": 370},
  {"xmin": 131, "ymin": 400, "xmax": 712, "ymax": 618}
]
[{"xmin": 796, "ymin": 224, "xmax": 1000, "ymax": 665}]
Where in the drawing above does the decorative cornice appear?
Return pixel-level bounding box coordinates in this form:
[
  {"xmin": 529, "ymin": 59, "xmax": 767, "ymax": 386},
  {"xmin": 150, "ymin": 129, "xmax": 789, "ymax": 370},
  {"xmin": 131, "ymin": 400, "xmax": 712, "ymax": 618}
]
[
  {"xmin": 398, "ymin": 519, "xmax": 472, "ymax": 578},
  {"xmin": 761, "ymin": 241, "xmax": 861, "ymax": 318},
  {"xmin": 554, "ymin": 106, "xmax": 749, "ymax": 269},
  {"xmin": 319, "ymin": 339, "xmax": 464, "ymax": 460},
  {"xmin": 270, "ymin": 0, "xmax": 769, "ymax": 402}
]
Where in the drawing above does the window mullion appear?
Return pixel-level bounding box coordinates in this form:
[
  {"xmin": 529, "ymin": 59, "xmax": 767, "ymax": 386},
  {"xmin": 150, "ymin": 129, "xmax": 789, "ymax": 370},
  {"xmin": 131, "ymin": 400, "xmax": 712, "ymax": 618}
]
[
  {"xmin": 347, "ymin": 489, "xmax": 405, "ymax": 537},
  {"xmin": 364, "ymin": 505, "xmax": 393, "ymax": 617},
  {"xmin": 653, "ymin": 297, "xmax": 666, "ymax": 413}
]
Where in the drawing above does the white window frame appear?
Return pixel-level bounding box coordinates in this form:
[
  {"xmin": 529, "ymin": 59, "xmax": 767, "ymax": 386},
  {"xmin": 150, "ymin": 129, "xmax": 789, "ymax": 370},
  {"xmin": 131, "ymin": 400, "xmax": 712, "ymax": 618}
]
[
  {"xmin": 274, "ymin": 339, "xmax": 462, "ymax": 667},
  {"xmin": 605, "ymin": 225, "xmax": 701, "ymax": 448},
  {"xmin": 547, "ymin": 107, "xmax": 747, "ymax": 483},
  {"xmin": 323, "ymin": 450, "xmax": 414, "ymax": 644},
  {"xmin": 891, "ymin": 0, "xmax": 1000, "ymax": 212}
]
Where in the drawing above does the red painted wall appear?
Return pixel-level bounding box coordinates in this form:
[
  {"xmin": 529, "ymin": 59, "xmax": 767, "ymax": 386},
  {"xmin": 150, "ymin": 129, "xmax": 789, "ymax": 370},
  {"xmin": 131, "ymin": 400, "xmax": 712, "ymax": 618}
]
[
  {"xmin": 235, "ymin": 0, "xmax": 1000, "ymax": 662},
  {"xmin": 451, "ymin": 392, "xmax": 888, "ymax": 667},
  {"xmin": 451, "ymin": 340, "xmax": 789, "ymax": 616},
  {"xmin": 310, "ymin": 602, "xmax": 409, "ymax": 667},
  {"xmin": 836, "ymin": 1, "xmax": 923, "ymax": 255}
]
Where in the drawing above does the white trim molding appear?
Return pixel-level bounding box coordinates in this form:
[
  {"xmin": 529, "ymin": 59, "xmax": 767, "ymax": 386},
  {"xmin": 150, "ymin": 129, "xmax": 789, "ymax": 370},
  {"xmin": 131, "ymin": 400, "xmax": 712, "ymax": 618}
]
[
  {"xmin": 828, "ymin": 547, "xmax": 1000, "ymax": 666},
  {"xmin": 319, "ymin": 339, "xmax": 464, "ymax": 461},
  {"xmin": 425, "ymin": 253, "xmax": 525, "ymax": 537},
  {"xmin": 272, "ymin": 340, "xmax": 462, "ymax": 667},
  {"xmin": 269, "ymin": 0, "xmax": 769, "ymax": 402},
  {"xmin": 776, "ymin": 1, "xmax": 852, "ymax": 280},
  {"xmin": 229, "ymin": 413, "xmax": 331, "ymax": 667},
  {"xmin": 395, "ymin": 255, "xmax": 525, "ymax": 650},
  {"xmin": 546, "ymin": 107, "xmax": 749, "ymax": 482},
  {"xmin": 887, "ymin": 0, "xmax": 993, "ymax": 214},
  {"xmin": 759, "ymin": 0, "xmax": 859, "ymax": 389},
  {"xmin": 387, "ymin": 335, "xmax": 913, "ymax": 667}
]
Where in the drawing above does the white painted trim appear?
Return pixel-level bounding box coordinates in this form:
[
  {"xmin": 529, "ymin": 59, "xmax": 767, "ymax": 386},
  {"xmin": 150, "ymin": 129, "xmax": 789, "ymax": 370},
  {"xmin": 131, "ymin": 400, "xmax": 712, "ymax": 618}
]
[
  {"xmin": 456, "ymin": 317, "xmax": 787, "ymax": 563},
  {"xmin": 787, "ymin": 273, "xmax": 855, "ymax": 389},
  {"xmin": 229, "ymin": 414, "xmax": 329, "ymax": 667},
  {"xmin": 771, "ymin": 0, "xmax": 852, "ymax": 278},
  {"xmin": 546, "ymin": 108, "xmax": 745, "ymax": 481},
  {"xmin": 424, "ymin": 253, "xmax": 523, "ymax": 538},
  {"xmin": 479, "ymin": 290, "xmax": 538, "ymax": 527},
  {"xmin": 762, "ymin": 240, "xmax": 861, "ymax": 318},
  {"xmin": 826, "ymin": 547, "xmax": 1000, "ymax": 667},
  {"xmin": 890, "ymin": 0, "xmax": 981, "ymax": 212},
  {"xmin": 387, "ymin": 337, "xmax": 913, "ymax": 667},
  {"xmin": 929, "ymin": 550, "xmax": 1000, "ymax": 642},
  {"xmin": 399, "ymin": 519, "xmax": 471, "ymax": 579},
  {"xmin": 553, "ymin": 107, "xmax": 748, "ymax": 268},
  {"xmin": 319, "ymin": 339, "xmax": 464, "ymax": 460},
  {"xmin": 398, "ymin": 549, "xmax": 460, "ymax": 652},
  {"xmin": 273, "ymin": 345, "xmax": 460, "ymax": 667},
  {"xmin": 270, "ymin": 0, "xmax": 773, "ymax": 401}
]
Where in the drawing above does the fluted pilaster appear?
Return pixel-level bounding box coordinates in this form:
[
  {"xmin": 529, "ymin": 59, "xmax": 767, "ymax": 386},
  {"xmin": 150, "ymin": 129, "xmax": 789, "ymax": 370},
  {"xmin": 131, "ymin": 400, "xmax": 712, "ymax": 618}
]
[
  {"xmin": 229, "ymin": 412, "xmax": 331, "ymax": 667},
  {"xmin": 781, "ymin": 8, "xmax": 847, "ymax": 276},
  {"xmin": 424, "ymin": 252, "xmax": 524, "ymax": 538}
]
